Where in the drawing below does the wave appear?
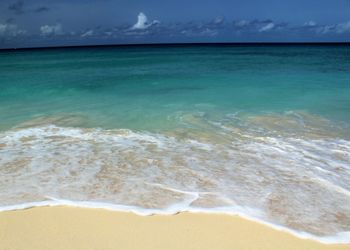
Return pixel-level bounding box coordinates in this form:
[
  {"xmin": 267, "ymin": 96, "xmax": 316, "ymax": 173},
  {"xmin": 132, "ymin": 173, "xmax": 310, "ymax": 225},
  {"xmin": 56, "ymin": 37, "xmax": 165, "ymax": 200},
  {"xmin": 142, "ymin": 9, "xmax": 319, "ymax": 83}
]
[{"xmin": 0, "ymin": 112, "xmax": 350, "ymax": 243}]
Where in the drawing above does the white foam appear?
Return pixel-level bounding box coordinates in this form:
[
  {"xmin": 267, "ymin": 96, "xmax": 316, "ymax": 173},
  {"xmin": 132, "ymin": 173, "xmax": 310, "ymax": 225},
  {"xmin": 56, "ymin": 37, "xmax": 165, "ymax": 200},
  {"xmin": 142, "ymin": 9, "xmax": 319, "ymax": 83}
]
[{"xmin": 1, "ymin": 123, "xmax": 350, "ymax": 243}]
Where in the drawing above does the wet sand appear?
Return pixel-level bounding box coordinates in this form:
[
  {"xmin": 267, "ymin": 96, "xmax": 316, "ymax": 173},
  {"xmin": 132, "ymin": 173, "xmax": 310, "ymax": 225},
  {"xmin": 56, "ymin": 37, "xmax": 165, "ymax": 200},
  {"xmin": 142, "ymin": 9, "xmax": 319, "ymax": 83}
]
[{"xmin": 0, "ymin": 206, "xmax": 349, "ymax": 250}]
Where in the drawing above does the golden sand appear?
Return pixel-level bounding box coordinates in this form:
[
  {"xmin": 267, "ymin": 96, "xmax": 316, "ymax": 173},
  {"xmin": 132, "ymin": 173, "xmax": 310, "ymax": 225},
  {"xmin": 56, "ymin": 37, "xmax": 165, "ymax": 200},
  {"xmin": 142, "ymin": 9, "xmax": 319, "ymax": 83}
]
[{"xmin": 0, "ymin": 206, "xmax": 349, "ymax": 250}]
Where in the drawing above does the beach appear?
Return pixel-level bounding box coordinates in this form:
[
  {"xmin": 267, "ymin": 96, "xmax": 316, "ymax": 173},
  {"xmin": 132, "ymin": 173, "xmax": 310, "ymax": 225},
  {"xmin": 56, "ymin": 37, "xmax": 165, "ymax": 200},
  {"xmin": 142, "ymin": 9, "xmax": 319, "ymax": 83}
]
[
  {"xmin": 1, "ymin": 45, "xmax": 350, "ymax": 246},
  {"xmin": 0, "ymin": 206, "xmax": 349, "ymax": 250}
]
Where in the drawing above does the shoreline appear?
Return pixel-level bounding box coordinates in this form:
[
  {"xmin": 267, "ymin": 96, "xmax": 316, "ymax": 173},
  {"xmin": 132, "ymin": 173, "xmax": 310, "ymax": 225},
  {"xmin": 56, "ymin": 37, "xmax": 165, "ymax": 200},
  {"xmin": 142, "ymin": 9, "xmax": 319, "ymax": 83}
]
[
  {"xmin": 1, "ymin": 200, "xmax": 349, "ymax": 244},
  {"xmin": 0, "ymin": 206, "xmax": 349, "ymax": 250}
]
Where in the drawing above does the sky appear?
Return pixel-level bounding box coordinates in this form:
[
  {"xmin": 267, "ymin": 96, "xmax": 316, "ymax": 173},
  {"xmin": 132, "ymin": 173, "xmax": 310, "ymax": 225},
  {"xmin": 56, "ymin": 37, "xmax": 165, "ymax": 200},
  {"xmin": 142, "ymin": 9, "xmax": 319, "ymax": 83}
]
[{"xmin": 0, "ymin": 0, "xmax": 350, "ymax": 48}]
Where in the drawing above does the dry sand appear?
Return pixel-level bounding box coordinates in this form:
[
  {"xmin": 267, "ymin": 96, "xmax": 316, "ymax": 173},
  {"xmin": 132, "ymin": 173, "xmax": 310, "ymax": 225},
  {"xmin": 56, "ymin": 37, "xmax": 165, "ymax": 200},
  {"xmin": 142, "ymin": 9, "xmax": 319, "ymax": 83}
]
[{"xmin": 0, "ymin": 206, "xmax": 349, "ymax": 250}]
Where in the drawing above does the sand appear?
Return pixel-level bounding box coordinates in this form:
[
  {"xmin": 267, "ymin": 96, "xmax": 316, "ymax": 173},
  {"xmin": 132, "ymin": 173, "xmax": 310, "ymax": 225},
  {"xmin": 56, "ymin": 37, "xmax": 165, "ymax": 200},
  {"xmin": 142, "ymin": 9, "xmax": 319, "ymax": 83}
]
[{"xmin": 0, "ymin": 206, "xmax": 349, "ymax": 250}]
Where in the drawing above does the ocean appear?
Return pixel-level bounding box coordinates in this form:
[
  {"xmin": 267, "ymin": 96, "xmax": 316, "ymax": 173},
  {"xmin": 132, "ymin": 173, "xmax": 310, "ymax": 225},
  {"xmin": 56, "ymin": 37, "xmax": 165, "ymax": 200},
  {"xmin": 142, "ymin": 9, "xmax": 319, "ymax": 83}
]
[{"xmin": 1, "ymin": 44, "xmax": 350, "ymax": 243}]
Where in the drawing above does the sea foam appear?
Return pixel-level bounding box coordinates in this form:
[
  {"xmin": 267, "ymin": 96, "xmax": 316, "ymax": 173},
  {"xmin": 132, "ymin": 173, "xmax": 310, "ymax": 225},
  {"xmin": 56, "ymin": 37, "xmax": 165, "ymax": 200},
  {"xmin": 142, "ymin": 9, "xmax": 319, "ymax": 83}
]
[{"xmin": 0, "ymin": 113, "xmax": 350, "ymax": 244}]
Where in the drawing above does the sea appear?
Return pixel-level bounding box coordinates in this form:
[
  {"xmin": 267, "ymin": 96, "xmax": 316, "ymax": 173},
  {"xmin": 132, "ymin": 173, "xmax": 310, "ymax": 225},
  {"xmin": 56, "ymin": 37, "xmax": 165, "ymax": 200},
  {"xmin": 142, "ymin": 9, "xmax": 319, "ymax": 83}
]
[{"xmin": 1, "ymin": 44, "xmax": 350, "ymax": 243}]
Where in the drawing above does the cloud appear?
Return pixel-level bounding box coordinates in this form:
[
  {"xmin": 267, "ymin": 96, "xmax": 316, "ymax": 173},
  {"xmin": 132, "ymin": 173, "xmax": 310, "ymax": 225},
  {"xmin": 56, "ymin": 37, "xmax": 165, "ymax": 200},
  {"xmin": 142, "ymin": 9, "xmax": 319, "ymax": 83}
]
[
  {"xmin": 316, "ymin": 21, "xmax": 350, "ymax": 34},
  {"xmin": 181, "ymin": 27, "xmax": 218, "ymax": 37},
  {"xmin": 234, "ymin": 20, "xmax": 250, "ymax": 28},
  {"xmin": 233, "ymin": 19, "xmax": 287, "ymax": 34},
  {"xmin": 212, "ymin": 16, "xmax": 225, "ymax": 26},
  {"xmin": 123, "ymin": 17, "xmax": 289, "ymax": 39},
  {"xmin": 204, "ymin": 16, "xmax": 226, "ymax": 30},
  {"xmin": 0, "ymin": 25, "xmax": 9, "ymax": 36},
  {"xmin": 178, "ymin": 20, "xmax": 222, "ymax": 37},
  {"xmin": 132, "ymin": 12, "xmax": 148, "ymax": 29},
  {"xmin": 11, "ymin": 17, "xmax": 348, "ymax": 46},
  {"xmin": 314, "ymin": 24, "xmax": 332, "ymax": 34},
  {"xmin": 40, "ymin": 23, "xmax": 62, "ymax": 36},
  {"xmin": 303, "ymin": 21, "xmax": 317, "ymax": 27},
  {"xmin": 0, "ymin": 23, "xmax": 26, "ymax": 37},
  {"xmin": 81, "ymin": 30, "xmax": 94, "ymax": 38},
  {"xmin": 335, "ymin": 21, "xmax": 350, "ymax": 33},
  {"xmin": 259, "ymin": 22, "xmax": 275, "ymax": 32},
  {"xmin": 8, "ymin": 1, "xmax": 24, "ymax": 15},
  {"xmin": 35, "ymin": 7, "xmax": 50, "ymax": 13},
  {"xmin": 131, "ymin": 12, "xmax": 159, "ymax": 30}
]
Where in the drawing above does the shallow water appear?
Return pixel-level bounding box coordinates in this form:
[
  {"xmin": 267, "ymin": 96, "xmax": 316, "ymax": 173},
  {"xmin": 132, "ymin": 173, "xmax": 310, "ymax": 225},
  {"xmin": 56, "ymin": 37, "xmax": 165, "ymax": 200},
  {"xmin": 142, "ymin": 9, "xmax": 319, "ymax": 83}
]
[{"xmin": 0, "ymin": 45, "xmax": 350, "ymax": 243}]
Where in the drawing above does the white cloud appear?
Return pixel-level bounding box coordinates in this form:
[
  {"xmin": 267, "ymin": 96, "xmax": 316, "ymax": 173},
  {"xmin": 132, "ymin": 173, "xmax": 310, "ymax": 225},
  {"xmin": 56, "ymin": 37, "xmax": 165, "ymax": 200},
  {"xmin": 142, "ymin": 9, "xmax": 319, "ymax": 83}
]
[
  {"xmin": 133, "ymin": 12, "xmax": 148, "ymax": 29},
  {"xmin": 317, "ymin": 21, "xmax": 350, "ymax": 34},
  {"xmin": 212, "ymin": 16, "xmax": 225, "ymax": 25},
  {"xmin": 181, "ymin": 27, "xmax": 218, "ymax": 37},
  {"xmin": 0, "ymin": 23, "xmax": 26, "ymax": 37},
  {"xmin": 81, "ymin": 30, "xmax": 94, "ymax": 38},
  {"xmin": 131, "ymin": 12, "xmax": 159, "ymax": 30},
  {"xmin": 317, "ymin": 25, "xmax": 333, "ymax": 34},
  {"xmin": 40, "ymin": 23, "xmax": 62, "ymax": 36},
  {"xmin": 259, "ymin": 22, "xmax": 275, "ymax": 32},
  {"xmin": 304, "ymin": 21, "xmax": 317, "ymax": 27},
  {"xmin": 336, "ymin": 21, "xmax": 350, "ymax": 34},
  {"xmin": 0, "ymin": 24, "xmax": 9, "ymax": 35},
  {"xmin": 234, "ymin": 20, "xmax": 250, "ymax": 28},
  {"xmin": 200, "ymin": 28, "xmax": 218, "ymax": 36}
]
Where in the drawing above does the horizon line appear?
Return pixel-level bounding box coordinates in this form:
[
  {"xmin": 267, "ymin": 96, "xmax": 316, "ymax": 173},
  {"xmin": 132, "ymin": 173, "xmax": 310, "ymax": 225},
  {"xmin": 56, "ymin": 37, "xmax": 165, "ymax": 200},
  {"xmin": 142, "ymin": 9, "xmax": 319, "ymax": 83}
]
[{"xmin": 1, "ymin": 41, "xmax": 350, "ymax": 52}]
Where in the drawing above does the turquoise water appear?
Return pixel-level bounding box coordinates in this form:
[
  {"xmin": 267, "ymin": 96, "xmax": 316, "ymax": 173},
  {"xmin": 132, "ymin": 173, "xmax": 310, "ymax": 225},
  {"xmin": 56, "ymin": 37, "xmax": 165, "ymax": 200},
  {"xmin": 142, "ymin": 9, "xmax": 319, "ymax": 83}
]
[
  {"xmin": 1, "ymin": 45, "xmax": 350, "ymax": 130},
  {"xmin": 1, "ymin": 45, "xmax": 350, "ymax": 243}
]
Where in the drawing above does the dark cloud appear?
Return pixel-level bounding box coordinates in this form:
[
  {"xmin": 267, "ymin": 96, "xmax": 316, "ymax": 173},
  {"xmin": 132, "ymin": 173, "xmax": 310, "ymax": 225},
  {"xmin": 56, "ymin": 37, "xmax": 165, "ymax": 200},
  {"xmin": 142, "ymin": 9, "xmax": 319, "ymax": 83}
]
[
  {"xmin": 35, "ymin": 7, "xmax": 50, "ymax": 13},
  {"xmin": 8, "ymin": 1, "xmax": 24, "ymax": 15}
]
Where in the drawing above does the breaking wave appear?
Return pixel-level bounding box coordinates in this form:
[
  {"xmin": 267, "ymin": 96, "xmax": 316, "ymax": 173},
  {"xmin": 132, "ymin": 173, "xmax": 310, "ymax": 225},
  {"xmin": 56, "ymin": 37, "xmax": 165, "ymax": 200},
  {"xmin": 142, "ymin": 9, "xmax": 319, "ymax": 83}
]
[{"xmin": 1, "ymin": 111, "xmax": 350, "ymax": 243}]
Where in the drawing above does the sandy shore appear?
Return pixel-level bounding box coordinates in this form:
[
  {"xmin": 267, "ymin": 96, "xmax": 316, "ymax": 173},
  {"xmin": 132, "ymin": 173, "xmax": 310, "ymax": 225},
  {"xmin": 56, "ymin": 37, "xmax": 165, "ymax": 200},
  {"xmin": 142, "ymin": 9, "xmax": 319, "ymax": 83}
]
[{"xmin": 0, "ymin": 206, "xmax": 348, "ymax": 250}]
